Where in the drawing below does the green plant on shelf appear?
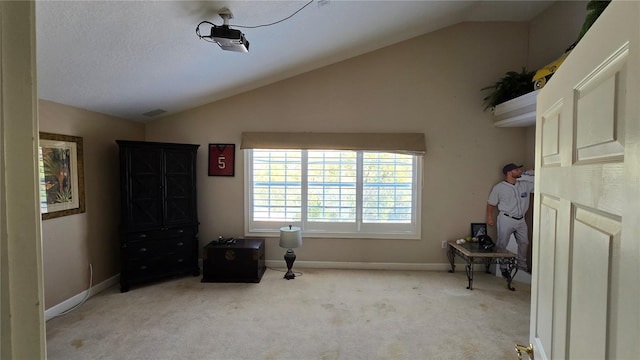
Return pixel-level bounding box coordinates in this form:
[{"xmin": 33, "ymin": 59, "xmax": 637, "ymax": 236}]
[{"xmin": 481, "ymin": 67, "xmax": 535, "ymax": 111}]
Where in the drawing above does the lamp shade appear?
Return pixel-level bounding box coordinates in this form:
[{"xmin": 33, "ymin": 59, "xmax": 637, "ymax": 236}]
[{"xmin": 279, "ymin": 226, "xmax": 302, "ymax": 249}]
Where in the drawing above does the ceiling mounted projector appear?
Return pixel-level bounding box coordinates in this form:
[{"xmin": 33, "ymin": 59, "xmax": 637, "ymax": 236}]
[
  {"xmin": 210, "ymin": 25, "xmax": 249, "ymax": 52},
  {"xmin": 196, "ymin": 8, "xmax": 249, "ymax": 53}
]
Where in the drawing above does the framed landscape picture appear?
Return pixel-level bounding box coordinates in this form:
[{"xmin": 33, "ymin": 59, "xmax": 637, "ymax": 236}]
[{"xmin": 39, "ymin": 132, "xmax": 86, "ymax": 220}]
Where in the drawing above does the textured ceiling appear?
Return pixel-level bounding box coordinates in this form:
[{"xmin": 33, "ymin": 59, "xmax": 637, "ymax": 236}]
[{"xmin": 35, "ymin": 1, "xmax": 553, "ymax": 122}]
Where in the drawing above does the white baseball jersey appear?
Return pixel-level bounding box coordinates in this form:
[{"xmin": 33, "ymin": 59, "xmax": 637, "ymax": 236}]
[{"xmin": 487, "ymin": 175, "xmax": 534, "ymax": 218}]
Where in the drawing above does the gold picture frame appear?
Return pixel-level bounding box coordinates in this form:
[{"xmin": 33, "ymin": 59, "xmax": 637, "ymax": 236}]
[{"xmin": 38, "ymin": 132, "xmax": 86, "ymax": 220}]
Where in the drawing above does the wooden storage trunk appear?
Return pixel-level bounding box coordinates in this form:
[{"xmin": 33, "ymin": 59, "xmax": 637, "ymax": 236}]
[{"xmin": 202, "ymin": 238, "xmax": 266, "ymax": 283}]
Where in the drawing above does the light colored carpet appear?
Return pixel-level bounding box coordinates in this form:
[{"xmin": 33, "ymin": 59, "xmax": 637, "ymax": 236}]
[{"xmin": 46, "ymin": 268, "xmax": 531, "ymax": 360}]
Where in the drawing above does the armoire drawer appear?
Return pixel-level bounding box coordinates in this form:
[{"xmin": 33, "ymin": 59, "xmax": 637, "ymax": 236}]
[
  {"xmin": 125, "ymin": 251, "xmax": 195, "ymax": 278},
  {"xmin": 124, "ymin": 237, "xmax": 194, "ymax": 257},
  {"xmin": 125, "ymin": 226, "xmax": 196, "ymax": 242}
]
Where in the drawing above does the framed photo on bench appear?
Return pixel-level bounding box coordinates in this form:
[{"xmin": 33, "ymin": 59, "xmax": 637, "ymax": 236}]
[{"xmin": 471, "ymin": 223, "xmax": 487, "ymax": 238}]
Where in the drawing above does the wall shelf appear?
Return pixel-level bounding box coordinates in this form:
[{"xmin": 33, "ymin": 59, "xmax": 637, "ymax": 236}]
[{"xmin": 492, "ymin": 90, "xmax": 539, "ymax": 127}]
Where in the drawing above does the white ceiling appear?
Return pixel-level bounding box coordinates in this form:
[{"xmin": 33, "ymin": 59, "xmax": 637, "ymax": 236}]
[{"xmin": 35, "ymin": 0, "xmax": 553, "ymax": 122}]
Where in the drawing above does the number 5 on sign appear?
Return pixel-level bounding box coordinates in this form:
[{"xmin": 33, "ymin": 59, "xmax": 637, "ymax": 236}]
[{"xmin": 208, "ymin": 144, "xmax": 235, "ymax": 176}]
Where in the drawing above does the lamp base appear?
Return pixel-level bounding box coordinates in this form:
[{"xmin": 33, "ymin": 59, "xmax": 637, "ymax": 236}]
[{"xmin": 283, "ymin": 248, "xmax": 297, "ymax": 280}]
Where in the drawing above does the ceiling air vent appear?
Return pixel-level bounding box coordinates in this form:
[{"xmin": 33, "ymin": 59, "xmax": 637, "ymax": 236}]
[{"xmin": 142, "ymin": 109, "xmax": 167, "ymax": 117}]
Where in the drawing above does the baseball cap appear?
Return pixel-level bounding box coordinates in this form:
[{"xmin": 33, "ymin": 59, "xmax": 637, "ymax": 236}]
[{"xmin": 502, "ymin": 163, "xmax": 523, "ymax": 175}]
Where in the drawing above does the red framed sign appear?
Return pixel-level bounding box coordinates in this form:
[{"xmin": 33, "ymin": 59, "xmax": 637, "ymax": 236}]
[{"xmin": 208, "ymin": 144, "xmax": 235, "ymax": 176}]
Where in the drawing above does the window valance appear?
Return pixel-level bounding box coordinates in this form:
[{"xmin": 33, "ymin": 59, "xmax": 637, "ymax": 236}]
[{"xmin": 240, "ymin": 132, "xmax": 426, "ymax": 155}]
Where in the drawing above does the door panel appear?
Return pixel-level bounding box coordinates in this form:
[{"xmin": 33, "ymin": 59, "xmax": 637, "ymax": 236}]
[
  {"xmin": 541, "ymin": 101, "xmax": 561, "ymax": 166},
  {"xmin": 574, "ymin": 45, "xmax": 627, "ymax": 163},
  {"xmin": 534, "ymin": 195, "xmax": 559, "ymax": 357},
  {"xmin": 569, "ymin": 207, "xmax": 620, "ymax": 359},
  {"xmin": 127, "ymin": 147, "xmax": 163, "ymax": 229},
  {"xmin": 531, "ymin": 1, "xmax": 639, "ymax": 359},
  {"xmin": 164, "ymin": 149, "xmax": 196, "ymax": 225}
]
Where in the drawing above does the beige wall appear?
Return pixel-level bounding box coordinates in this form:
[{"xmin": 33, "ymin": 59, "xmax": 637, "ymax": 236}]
[
  {"xmin": 528, "ymin": 1, "xmax": 588, "ymax": 71},
  {"xmin": 38, "ymin": 100, "xmax": 144, "ymax": 308},
  {"xmin": 146, "ymin": 21, "xmax": 530, "ymax": 265}
]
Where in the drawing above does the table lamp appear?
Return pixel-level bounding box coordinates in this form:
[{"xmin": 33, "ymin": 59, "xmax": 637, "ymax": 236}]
[{"xmin": 279, "ymin": 225, "xmax": 302, "ymax": 280}]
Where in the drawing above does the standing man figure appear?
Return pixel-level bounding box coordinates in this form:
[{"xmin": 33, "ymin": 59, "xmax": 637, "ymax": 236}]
[{"xmin": 486, "ymin": 163, "xmax": 534, "ymax": 278}]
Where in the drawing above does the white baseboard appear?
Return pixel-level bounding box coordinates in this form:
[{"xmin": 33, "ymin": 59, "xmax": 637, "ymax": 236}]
[
  {"xmin": 265, "ymin": 260, "xmax": 453, "ymax": 272},
  {"xmin": 45, "ymin": 274, "xmax": 120, "ymax": 321}
]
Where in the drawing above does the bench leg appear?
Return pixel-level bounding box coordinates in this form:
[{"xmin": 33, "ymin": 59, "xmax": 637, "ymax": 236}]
[
  {"xmin": 506, "ymin": 258, "xmax": 518, "ymax": 291},
  {"xmin": 447, "ymin": 245, "xmax": 456, "ymax": 273},
  {"xmin": 465, "ymin": 258, "xmax": 474, "ymax": 290}
]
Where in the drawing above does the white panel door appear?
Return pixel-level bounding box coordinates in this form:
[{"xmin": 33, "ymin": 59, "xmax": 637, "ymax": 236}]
[{"xmin": 530, "ymin": 1, "xmax": 640, "ymax": 359}]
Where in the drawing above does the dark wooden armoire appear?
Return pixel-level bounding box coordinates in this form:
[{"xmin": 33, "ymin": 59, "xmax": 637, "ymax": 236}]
[{"xmin": 116, "ymin": 140, "xmax": 200, "ymax": 292}]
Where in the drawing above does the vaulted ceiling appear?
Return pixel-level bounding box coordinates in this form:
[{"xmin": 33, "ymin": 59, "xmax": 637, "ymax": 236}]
[{"xmin": 35, "ymin": 1, "xmax": 553, "ymax": 122}]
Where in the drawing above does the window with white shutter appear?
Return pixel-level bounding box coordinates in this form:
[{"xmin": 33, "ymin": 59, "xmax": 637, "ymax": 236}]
[{"xmin": 245, "ymin": 147, "xmax": 422, "ymax": 239}]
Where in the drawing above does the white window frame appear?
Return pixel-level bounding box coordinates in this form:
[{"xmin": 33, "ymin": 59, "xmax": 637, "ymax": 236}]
[{"xmin": 244, "ymin": 149, "xmax": 422, "ymax": 239}]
